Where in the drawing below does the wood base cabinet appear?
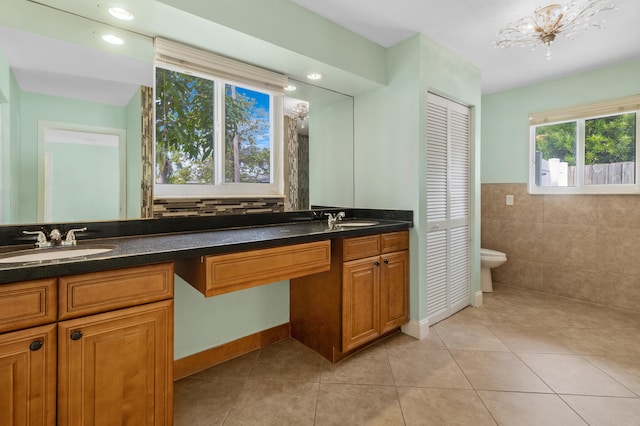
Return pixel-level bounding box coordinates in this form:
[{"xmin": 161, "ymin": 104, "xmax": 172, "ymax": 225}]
[
  {"xmin": 58, "ymin": 300, "xmax": 173, "ymax": 426},
  {"xmin": 291, "ymin": 231, "xmax": 409, "ymax": 362},
  {"xmin": 0, "ymin": 263, "xmax": 174, "ymax": 426},
  {"xmin": 0, "ymin": 324, "xmax": 56, "ymax": 426}
]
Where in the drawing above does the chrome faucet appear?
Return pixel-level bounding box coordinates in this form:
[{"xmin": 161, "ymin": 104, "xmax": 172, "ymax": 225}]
[
  {"xmin": 22, "ymin": 230, "xmax": 52, "ymax": 248},
  {"xmin": 325, "ymin": 211, "xmax": 346, "ymax": 227},
  {"xmin": 49, "ymin": 228, "xmax": 62, "ymax": 243},
  {"xmin": 23, "ymin": 227, "xmax": 87, "ymax": 248},
  {"xmin": 61, "ymin": 227, "xmax": 87, "ymax": 246}
]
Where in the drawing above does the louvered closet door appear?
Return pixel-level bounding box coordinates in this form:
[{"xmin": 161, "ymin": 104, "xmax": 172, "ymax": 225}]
[{"xmin": 426, "ymin": 93, "xmax": 470, "ymax": 325}]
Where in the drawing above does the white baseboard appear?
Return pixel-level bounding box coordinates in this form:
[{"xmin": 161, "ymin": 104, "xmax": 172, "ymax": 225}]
[
  {"xmin": 473, "ymin": 290, "xmax": 483, "ymax": 306},
  {"xmin": 401, "ymin": 318, "xmax": 430, "ymax": 340}
]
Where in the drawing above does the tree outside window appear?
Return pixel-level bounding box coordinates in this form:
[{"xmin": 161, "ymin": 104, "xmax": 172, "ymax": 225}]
[
  {"xmin": 533, "ymin": 112, "xmax": 636, "ymax": 188},
  {"xmin": 155, "ymin": 67, "xmax": 272, "ymax": 188}
]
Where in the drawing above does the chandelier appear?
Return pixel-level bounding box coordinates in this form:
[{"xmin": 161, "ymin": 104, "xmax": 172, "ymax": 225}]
[
  {"xmin": 286, "ymin": 102, "xmax": 309, "ymax": 128},
  {"xmin": 493, "ymin": 0, "xmax": 618, "ymax": 60}
]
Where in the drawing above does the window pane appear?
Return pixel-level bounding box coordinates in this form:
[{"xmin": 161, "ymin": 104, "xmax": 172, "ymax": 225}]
[
  {"xmin": 224, "ymin": 84, "xmax": 271, "ymax": 183},
  {"xmin": 155, "ymin": 68, "xmax": 215, "ymax": 184},
  {"xmin": 584, "ymin": 113, "xmax": 636, "ymax": 185},
  {"xmin": 534, "ymin": 122, "xmax": 577, "ymax": 187}
]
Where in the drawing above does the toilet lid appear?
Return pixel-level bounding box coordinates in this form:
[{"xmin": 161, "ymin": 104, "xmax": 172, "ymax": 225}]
[{"xmin": 481, "ymin": 248, "xmax": 506, "ymax": 257}]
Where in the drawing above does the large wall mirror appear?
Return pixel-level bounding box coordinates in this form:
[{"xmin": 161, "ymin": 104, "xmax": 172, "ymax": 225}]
[{"xmin": 0, "ymin": 7, "xmax": 354, "ymax": 227}]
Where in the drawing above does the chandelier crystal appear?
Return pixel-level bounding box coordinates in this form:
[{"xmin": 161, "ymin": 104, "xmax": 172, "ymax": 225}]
[{"xmin": 493, "ymin": 0, "xmax": 618, "ymax": 60}]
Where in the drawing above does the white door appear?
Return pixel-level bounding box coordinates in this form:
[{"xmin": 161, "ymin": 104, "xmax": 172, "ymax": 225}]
[{"xmin": 426, "ymin": 93, "xmax": 470, "ymax": 325}]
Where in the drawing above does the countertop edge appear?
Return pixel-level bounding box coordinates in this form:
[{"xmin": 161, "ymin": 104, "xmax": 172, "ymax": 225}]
[{"xmin": 0, "ymin": 219, "xmax": 412, "ymax": 284}]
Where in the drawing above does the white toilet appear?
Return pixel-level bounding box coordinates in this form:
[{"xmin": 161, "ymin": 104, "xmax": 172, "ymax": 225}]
[{"xmin": 480, "ymin": 248, "xmax": 507, "ymax": 292}]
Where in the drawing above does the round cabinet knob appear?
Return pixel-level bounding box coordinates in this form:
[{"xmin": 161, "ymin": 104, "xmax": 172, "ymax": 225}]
[
  {"xmin": 70, "ymin": 330, "xmax": 83, "ymax": 341},
  {"xmin": 384, "ymin": 259, "xmax": 390, "ymax": 264},
  {"xmin": 375, "ymin": 261, "xmax": 381, "ymax": 267},
  {"xmin": 29, "ymin": 340, "xmax": 43, "ymax": 351}
]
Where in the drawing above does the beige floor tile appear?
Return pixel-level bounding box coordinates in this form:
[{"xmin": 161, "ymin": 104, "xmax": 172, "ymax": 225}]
[
  {"xmin": 487, "ymin": 325, "xmax": 575, "ymax": 354},
  {"xmin": 518, "ymin": 353, "xmax": 636, "ymax": 396},
  {"xmin": 549, "ymin": 327, "xmax": 639, "ymax": 356},
  {"xmin": 434, "ymin": 323, "xmax": 510, "ymax": 351},
  {"xmin": 224, "ymin": 380, "xmax": 318, "ymax": 426},
  {"xmin": 451, "ymin": 350, "xmax": 552, "ymax": 392},
  {"xmin": 173, "ymin": 377, "xmax": 245, "ymax": 426},
  {"xmin": 560, "ymin": 395, "xmax": 640, "ymax": 426},
  {"xmin": 387, "ymin": 348, "xmax": 471, "ymax": 389},
  {"xmin": 173, "ymin": 286, "xmax": 640, "ymax": 424},
  {"xmin": 315, "ymin": 383, "xmax": 404, "ymax": 426},
  {"xmin": 248, "ymin": 338, "xmax": 323, "ymax": 382},
  {"xmin": 586, "ymin": 355, "xmax": 640, "ymax": 396},
  {"xmin": 383, "ymin": 330, "xmax": 446, "ymax": 350},
  {"xmin": 478, "ymin": 391, "xmax": 587, "ymax": 426},
  {"xmin": 397, "ymin": 387, "xmax": 496, "ymax": 426},
  {"xmin": 321, "ymin": 343, "xmax": 394, "ymax": 385}
]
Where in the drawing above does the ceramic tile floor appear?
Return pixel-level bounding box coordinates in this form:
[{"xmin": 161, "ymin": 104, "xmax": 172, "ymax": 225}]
[{"xmin": 174, "ymin": 284, "xmax": 640, "ymax": 425}]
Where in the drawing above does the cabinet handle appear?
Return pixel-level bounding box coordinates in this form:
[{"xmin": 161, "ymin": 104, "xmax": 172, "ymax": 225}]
[
  {"xmin": 384, "ymin": 259, "xmax": 390, "ymax": 264},
  {"xmin": 375, "ymin": 261, "xmax": 381, "ymax": 267},
  {"xmin": 70, "ymin": 330, "xmax": 83, "ymax": 341},
  {"xmin": 29, "ymin": 340, "xmax": 43, "ymax": 351}
]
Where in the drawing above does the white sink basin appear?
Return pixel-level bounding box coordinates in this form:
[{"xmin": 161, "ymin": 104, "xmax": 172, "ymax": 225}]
[
  {"xmin": 0, "ymin": 246, "xmax": 114, "ymax": 264},
  {"xmin": 338, "ymin": 220, "xmax": 379, "ymax": 227}
]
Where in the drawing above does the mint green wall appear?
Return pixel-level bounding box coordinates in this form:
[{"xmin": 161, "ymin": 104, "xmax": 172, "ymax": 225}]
[
  {"xmin": 482, "ymin": 58, "xmax": 640, "ymax": 183},
  {"xmin": 0, "ymin": 56, "xmax": 22, "ymax": 224},
  {"xmin": 354, "ymin": 34, "xmax": 481, "ymax": 323},
  {"xmin": 174, "ymin": 277, "xmax": 290, "ymax": 359},
  {"xmin": 309, "ymin": 96, "xmax": 354, "ymax": 207},
  {"xmin": 0, "ymin": 50, "xmax": 9, "ymax": 223},
  {"xmin": 17, "ymin": 92, "xmax": 128, "ymax": 223}
]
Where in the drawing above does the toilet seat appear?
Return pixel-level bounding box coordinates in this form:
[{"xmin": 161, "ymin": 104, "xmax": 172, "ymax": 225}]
[{"xmin": 480, "ymin": 248, "xmax": 506, "ymax": 261}]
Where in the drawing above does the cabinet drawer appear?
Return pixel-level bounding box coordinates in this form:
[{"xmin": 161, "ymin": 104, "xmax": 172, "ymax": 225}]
[
  {"xmin": 176, "ymin": 241, "xmax": 331, "ymax": 297},
  {"xmin": 58, "ymin": 263, "xmax": 174, "ymax": 320},
  {"xmin": 343, "ymin": 235, "xmax": 381, "ymax": 261},
  {"xmin": 381, "ymin": 231, "xmax": 409, "ymax": 253},
  {"xmin": 0, "ymin": 279, "xmax": 57, "ymax": 333}
]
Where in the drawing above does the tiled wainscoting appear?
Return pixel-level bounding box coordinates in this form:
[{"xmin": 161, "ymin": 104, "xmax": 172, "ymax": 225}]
[{"xmin": 481, "ymin": 183, "xmax": 640, "ymax": 313}]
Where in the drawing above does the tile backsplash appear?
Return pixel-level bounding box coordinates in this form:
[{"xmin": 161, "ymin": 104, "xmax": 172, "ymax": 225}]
[{"xmin": 482, "ymin": 183, "xmax": 640, "ymax": 313}]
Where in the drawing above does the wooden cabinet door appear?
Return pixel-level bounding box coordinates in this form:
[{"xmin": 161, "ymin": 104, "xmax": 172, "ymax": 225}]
[
  {"xmin": 58, "ymin": 300, "xmax": 173, "ymax": 426},
  {"xmin": 342, "ymin": 257, "xmax": 380, "ymax": 352},
  {"xmin": 0, "ymin": 324, "xmax": 56, "ymax": 426},
  {"xmin": 380, "ymin": 250, "xmax": 409, "ymax": 334}
]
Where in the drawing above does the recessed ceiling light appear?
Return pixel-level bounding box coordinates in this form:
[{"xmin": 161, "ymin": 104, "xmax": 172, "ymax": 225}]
[
  {"xmin": 108, "ymin": 7, "xmax": 134, "ymax": 20},
  {"xmin": 284, "ymin": 85, "xmax": 297, "ymax": 91},
  {"xmin": 306, "ymin": 73, "xmax": 322, "ymax": 80},
  {"xmin": 102, "ymin": 34, "xmax": 124, "ymax": 45}
]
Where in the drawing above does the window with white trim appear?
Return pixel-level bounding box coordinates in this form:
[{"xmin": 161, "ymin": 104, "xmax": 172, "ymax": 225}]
[
  {"xmin": 153, "ymin": 38, "xmax": 287, "ymax": 198},
  {"xmin": 529, "ymin": 95, "xmax": 640, "ymax": 194}
]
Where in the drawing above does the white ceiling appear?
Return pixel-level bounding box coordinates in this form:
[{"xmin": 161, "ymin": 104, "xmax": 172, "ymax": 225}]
[{"xmin": 293, "ymin": 0, "xmax": 640, "ymax": 94}]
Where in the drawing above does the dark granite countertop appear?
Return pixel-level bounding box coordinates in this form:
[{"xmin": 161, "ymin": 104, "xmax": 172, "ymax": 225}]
[{"xmin": 0, "ymin": 212, "xmax": 412, "ymax": 284}]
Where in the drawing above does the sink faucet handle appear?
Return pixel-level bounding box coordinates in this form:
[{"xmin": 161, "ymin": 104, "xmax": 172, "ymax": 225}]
[
  {"xmin": 23, "ymin": 230, "xmax": 51, "ymax": 248},
  {"xmin": 63, "ymin": 227, "xmax": 88, "ymax": 246},
  {"xmin": 336, "ymin": 211, "xmax": 346, "ymax": 220},
  {"xmin": 49, "ymin": 229, "xmax": 62, "ymax": 241}
]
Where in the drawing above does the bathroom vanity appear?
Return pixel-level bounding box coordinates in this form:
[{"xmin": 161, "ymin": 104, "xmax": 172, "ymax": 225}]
[
  {"xmin": 0, "ymin": 263, "xmax": 174, "ymax": 426},
  {"xmin": 0, "ymin": 209, "xmax": 411, "ymax": 425}
]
